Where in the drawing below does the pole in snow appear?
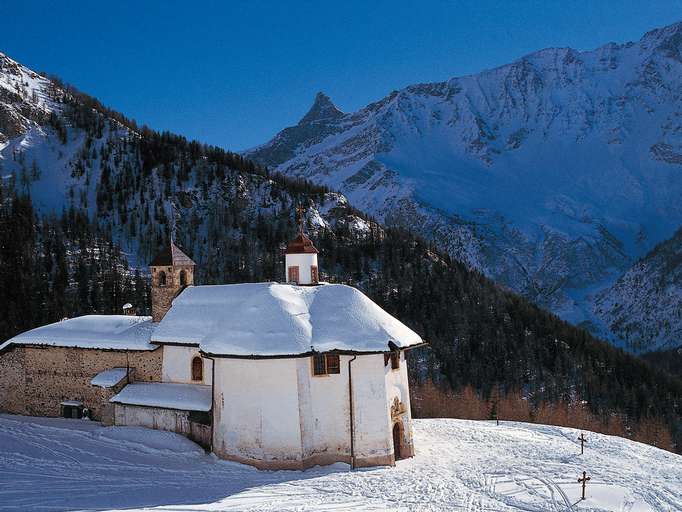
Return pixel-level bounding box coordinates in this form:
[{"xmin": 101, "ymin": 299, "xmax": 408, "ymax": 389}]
[
  {"xmin": 578, "ymin": 432, "xmax": 587, "ymax": 455},
  {"xmin": 578, "ymin": 471, "xmax": 591, "ymax": 500}
]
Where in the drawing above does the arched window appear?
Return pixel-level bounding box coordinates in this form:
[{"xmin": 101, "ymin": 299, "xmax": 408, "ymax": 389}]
[
  {"xmin": 180, "ymin": 270, "xmax": 187, "ymax": 287},
  {"xmin": 191, "ymin": 356, "xmax": 203, "ymax": 382},
  {"xmin": 158, "ymin": 271, "xmax": 167, "ymax": 286}
]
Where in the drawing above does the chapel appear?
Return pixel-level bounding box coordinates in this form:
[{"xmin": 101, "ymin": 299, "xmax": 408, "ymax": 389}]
[{"xmin": 0, "ymin": 224, "xmax": 425, "ymax": 469}]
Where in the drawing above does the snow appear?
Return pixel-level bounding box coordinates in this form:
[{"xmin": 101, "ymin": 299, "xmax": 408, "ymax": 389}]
[
  {"xmin": 0, "ymin": 315, "xmax": 156, "ymax": 351},
  {"xmin": 110, "ymin": 382, "xmax": 212, "ymax": 411},
  {"xmin": 0, "ymin": 414, "xmax": 680, "ymax": 511},
  {"xmin": 59, "ymin": 400, "xmax": 82, "ymax": 407},
  {"xmin": 91, "ymin": 368, "xmax": 129, "ymax": 388},
  {"xmin": 152, "ymin": 282, "xmax": 423, "ymax": 356}
]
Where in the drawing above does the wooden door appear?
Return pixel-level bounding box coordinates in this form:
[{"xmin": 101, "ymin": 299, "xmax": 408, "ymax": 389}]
[{"xmin": 392, "ymin": 422, "xmax": 402, "ymax": 461}]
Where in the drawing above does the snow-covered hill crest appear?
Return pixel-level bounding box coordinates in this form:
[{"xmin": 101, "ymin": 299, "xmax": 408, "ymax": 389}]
[{"xmin": 246, "ymin": 21, "xmax": 682, "ymax": 352}]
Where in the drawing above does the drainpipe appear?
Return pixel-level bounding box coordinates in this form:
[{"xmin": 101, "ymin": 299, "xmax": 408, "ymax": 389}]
[
  {"xmin": 348, "ymin": 354, "xmax": 357, "ymax": 470},
  {"xmin": 125, "ymin": 349, "xmax": 130, "ymax": 384},
  {"xmin": 205, "ymin": 354, "xmax": 216, "ymax": 452}
]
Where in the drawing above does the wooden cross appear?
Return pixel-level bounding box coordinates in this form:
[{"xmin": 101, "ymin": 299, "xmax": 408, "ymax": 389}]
[
  {"xmin": 296, "ymin": 203, "xmax": 306, "ymax": 234},
  {"xmin": 578, "ymin": 432, "xmax": 587, "ymax": 455},
  {"xmin": 578, "ymin": 471, "xmax": 591, "ymax": 500}
]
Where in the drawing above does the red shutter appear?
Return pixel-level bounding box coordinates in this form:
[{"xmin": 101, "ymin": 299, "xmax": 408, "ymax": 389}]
[
  {"xmin": 288, "ymin": 266, "xmax": 300, "ymax": 283},
  {"xmin": 311, "ymin": 265, "xmax": 319, "ymax": 284}
]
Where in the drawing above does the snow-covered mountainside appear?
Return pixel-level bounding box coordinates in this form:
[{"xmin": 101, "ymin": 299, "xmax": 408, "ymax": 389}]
[
  {"xmin": 246, "ymin": 21, "xmax": 682, "ymax": 353},
  {"xmin": 594, "ymin": 227, "xmax": 682, "ymax": 352},
  {"xmin": 0, "ymin": 51, "xmax": 373, "ymax": 269},
  {"xmin": 1, "ymin": 414, "xmax": 680, "ymax": 511}
]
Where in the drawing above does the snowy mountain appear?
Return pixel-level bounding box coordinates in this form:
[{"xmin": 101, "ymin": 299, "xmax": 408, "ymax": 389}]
[
  {"xmin": 2, "ymin": 414, "xmax": 681, "ymax": 511},
  {"xmin": 0, "ymin": 51, "xmax": 374, "ymax": 268},
  {"xmin": 246, "ymin": 21, "xmax": 682, "ymax": 353},
  {"xmin": 594, "ymin": 227, "xmax": 682, "ymax": 352}
]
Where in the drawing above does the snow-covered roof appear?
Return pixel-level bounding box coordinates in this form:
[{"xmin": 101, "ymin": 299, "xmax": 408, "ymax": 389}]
[
  {"xmin": 0, "ymin": 315, "xmax": 156, "ymax": 352},
  {"xmin": 90, "ymin": 368, "xmax": 129, "ymax": 388},
  {"xmin": 152, "ymin": 282, "xmax": 422, "ymax": 356},
  {"xmin": 110, "ymin": 383, "xmax": 212, "ymax": 411}
]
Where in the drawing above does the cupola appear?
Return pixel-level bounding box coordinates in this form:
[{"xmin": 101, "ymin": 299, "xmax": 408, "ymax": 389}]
[{"xmin": 285, "ymin": 206, "xmax": 319, "ymax": 285}]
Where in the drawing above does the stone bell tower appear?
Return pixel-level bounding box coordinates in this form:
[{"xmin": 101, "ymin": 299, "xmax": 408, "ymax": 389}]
[
  {"xmin": 285, "ymin": 205, "xmax": 319, "ymax": 285},
  {"xmin": 149, "ymin": 241, "xmax": 196, "ymax": 322}
]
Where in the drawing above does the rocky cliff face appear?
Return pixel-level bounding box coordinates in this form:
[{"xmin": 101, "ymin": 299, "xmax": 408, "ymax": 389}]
[{"xmin": 246, "ymin": 22, "xmax": 682, "ymax": 352}]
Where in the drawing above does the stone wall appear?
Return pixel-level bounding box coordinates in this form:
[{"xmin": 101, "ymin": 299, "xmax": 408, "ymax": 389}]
[
  {"xmin": 151, "ymin": 264, "xmax": 194, "ymax": 322},
  {"xmin": 0, "ymin": 345, "xmax": 163, "ymax": 420}
]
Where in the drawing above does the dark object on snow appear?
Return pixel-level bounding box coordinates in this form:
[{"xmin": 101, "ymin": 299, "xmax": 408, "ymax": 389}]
[
  {"xmin": 578, "ymin": 471, "xmax": 591, "ymax": 500},
  {"xmin": 578, "ymin": 432, "xmax": 587, "ymax": 455}
]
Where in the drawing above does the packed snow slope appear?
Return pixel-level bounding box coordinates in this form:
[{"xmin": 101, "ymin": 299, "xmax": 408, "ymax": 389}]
[
  {"xmin": 246, "ymin": 21, "xmax": 682, "ymax": 353},
  {"xmin": 1, "ymin": 414, "xmax": 679, "ymax": 512}
]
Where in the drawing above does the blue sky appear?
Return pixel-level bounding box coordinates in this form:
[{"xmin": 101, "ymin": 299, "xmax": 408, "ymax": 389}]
[{"xmin": 2, "ymin": 1, "xmax": 681, "ymax": 150}]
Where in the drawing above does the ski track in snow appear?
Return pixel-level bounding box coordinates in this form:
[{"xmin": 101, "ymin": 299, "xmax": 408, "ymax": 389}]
[{"xmin": 0, "ymin": 414, "xmax": 680, "ymax": 512}]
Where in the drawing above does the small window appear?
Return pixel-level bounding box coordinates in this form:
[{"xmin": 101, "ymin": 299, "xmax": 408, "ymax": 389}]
[
  {"xmin": 310, "ymin": 265, "xmax": 319, "ymax": 284},
  {"xmin": 385, "ymin": 351, "xmax": 400, "ymax": 370},
  {"xmin": 158, "ymin": 271, "xmax": 167, "ymax": 286},
  {"xmin": 180, "ymin": 270, "xmax": 187, "ymax": 286},
  {"xmin": 191, "ymin": 356, "xmax": 203, "ymax": 381},
  {"xmin": 312, "ymin": 353, "xmax": 340, "ymax": 376},
  {"xmin": 189, "ymin": 410, "xmax": 211, "ymax": 425},
  {"xmin": 288, "ymin": 266, "xmax": 300, "ymax": 284}
]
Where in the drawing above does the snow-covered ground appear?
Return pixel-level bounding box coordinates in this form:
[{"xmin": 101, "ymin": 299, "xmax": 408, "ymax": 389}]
[{"xmin": 1, "ymin": 415, "xmax": 679, "ymax": 511}]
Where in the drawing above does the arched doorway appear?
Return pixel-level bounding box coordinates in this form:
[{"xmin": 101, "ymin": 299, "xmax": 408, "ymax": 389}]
[{"xmin": 392, "ymin": 422, "xmax": 403, "ymax": 461}]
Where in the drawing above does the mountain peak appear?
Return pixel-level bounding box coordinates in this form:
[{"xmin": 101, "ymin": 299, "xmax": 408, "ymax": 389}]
[
  {"xmin": 639, "ymin": 19, "xmax": 682, "ymax": 56},
  {"xmin": 299, "ymin": 92, "xmax": 344, "ymax": 125}
]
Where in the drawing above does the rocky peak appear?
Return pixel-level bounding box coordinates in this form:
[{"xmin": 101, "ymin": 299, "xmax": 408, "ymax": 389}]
[
  {"xmin": 299, "ymin": 92, "xmax": 344, "ymax": 125},
  {"xmin": 639, "ymin": 20, "xmax": 682, "ymax": 59}
]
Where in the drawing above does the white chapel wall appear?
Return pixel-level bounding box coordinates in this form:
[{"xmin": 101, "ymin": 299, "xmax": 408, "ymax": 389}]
[
  {"xmin": 212, "ymin": 358, "xmax": 303, "ymax": 466},
  {"xmin": 284, "ymin": 253, "xmax": 318, "ymax": 284},
  {"xmin": 162, "ymin": 345, "xmax": 212, "ymax": 385},
  {"xmin": 349, "ymin": 354, "xmax": 393, "ymax": 461}
]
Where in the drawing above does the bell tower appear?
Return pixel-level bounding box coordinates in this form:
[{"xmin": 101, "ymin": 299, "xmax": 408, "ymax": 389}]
[
  {"xmin": 284, "ymin": 205, "xmax": 319, "ymax": 285},
  {"xmin": 149, "ymin": 241, "xmax": 196, "ymax": 322}
]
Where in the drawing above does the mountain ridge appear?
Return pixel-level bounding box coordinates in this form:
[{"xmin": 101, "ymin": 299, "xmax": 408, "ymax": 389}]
[{"xmin": 245, "ymin": 19, "xmax": 682, "ymax": 353}]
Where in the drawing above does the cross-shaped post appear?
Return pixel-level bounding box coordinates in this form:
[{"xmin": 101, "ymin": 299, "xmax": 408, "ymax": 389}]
[
  {"xmin": 578, "ymin": 432, "xmax": 587, "ymax": 455},
  {"xmin": 296, "ymin": 203, "xmax": 306, "ymax": 235},
  {"xmin": 578, "ymin": 471, "xmax": 591, "ymax": 500}
]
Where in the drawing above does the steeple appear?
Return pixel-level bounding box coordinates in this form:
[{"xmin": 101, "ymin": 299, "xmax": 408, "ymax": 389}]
[
  {"xmin": 149, "ymin": 241, "xmax": 196, "ymax": 322},
  {"xmin": 285, "ymin": 205, "xmax": 319, "ymax": 285}
]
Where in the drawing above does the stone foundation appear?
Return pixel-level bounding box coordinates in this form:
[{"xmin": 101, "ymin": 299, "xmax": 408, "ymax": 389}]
[{"xmin": 0, "ymin": 345, "xmax": 163, "ymax": 420}]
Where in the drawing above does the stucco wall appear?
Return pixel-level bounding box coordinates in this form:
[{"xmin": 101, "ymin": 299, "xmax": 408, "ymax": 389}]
[
  {"xmin": 0, "ymin": 345, "xmax": 162, "ymax": 420},
  {"xmin": 213, "ymin": 358, "xmax": 303, "ymax": 467},
  {"xmin": 212, "ymin": 353, "xmax": 408, "ymax": 469},
  {"xmin": 284, "ymin": 253, "xmax": 318, "ymax": 284},
  {"xmin": 384, "ymin": 350, "xmax": 415, "ymax": 459},
  {"xmin": 162, "ymin": 345, "xmax": 212, "ymax": 385}
]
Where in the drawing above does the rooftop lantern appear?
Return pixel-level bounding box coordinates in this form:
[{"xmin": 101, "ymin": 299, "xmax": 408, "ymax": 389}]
[{"xmin": 285, "ymin": 204, "xmax": 319, "ymax": 285}]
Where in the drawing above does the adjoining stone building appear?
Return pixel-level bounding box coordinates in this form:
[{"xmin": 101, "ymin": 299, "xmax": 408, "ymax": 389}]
[{"xmin": 0, "ymin": 228, "xmax": 426, "ymax": 469}]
